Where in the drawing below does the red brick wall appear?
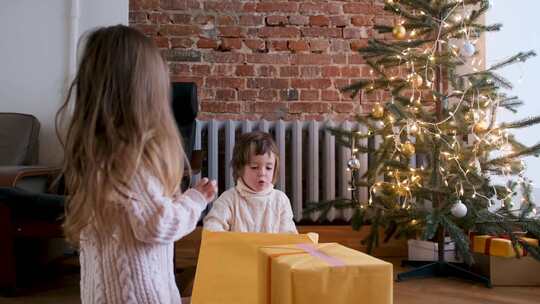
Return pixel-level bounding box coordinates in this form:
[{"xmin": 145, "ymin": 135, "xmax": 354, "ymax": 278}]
[{"xmin": 130, "ymin": 0, "xmax": 391, "ymax": 120}]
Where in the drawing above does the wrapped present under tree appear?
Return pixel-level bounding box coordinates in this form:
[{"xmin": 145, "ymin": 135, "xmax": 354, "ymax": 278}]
[{"xmin": 471, "ymin": 234, "xmax": 539, "ymax": 258}]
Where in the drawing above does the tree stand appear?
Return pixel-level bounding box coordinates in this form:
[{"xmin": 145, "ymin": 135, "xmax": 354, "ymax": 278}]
[{"xmin": 396, "ymin": 228, "xmax": 492, "ymax": 287}]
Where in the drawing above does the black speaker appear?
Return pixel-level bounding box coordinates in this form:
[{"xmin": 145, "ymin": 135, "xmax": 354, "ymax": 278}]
[{"xmin": 171, "ymin": 82, "xmax": 198, "ymax": 158}]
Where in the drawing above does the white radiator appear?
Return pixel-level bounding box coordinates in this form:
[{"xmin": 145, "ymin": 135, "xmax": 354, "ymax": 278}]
[{"xmin": 192, "ymin": 119, "xmax": 369, "ymax": 222}]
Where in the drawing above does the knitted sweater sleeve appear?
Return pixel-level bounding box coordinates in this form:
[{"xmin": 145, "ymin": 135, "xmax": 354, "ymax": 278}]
[
  {"xmin": 123, "ymin": 177, "xmax": 208, "ymax": 244},
  {"xmin": 202, "ymin": 190, "xmax": 233, "ymax": 232},
  {"xmin": 278, "ymin": 192, "xmax": 298, "ymax": 234}
]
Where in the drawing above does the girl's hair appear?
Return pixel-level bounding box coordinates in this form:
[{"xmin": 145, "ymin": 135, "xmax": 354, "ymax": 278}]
[
  {"xmin": 231, "ymin": 131, "xmax": 279, "ymax": 183},
  {"xmin": 56, "ymin": 25, "xmax": 185, "ymax": 245}
]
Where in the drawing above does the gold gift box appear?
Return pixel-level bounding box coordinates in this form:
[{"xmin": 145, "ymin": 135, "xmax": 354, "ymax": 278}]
[
  {"xmin": 472, "ymin": 235, "xmax": 539, "ymax": 258},
  {"xmin": 191, "ymin": 230, "xmax": 317, "ymax": 304},
  {"xmin": 258, "ymin": 243, "xmax": 393, "ymax": 304}
]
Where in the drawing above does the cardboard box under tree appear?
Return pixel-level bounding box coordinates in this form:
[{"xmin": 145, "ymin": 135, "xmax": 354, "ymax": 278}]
[
  {"xmin": 472, "ymin": 253, "xmax": 540, "ymax": 286},
  {"xmin": 407, "ymin": 239, "xmax": 463, "ymax": 263}
]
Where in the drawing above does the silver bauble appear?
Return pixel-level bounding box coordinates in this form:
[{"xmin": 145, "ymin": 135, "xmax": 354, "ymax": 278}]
[
  {"xmin": 461, "ymin": 41, "xmax": 476, "ymax": 57},
  {"xmin": 374, "ymin": 120, "xmax": 385, "ymax": 129},
  {"xmin": 451, "ymin": 200, "xmax": 468, "ymax": 218},
  {"xmin": 347, "ymin": 158, "xmax": 361, "ymax": 170}
]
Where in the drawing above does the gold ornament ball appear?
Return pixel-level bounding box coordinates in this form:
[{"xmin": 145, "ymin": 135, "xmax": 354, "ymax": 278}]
[
  {"xmin": 392, "ymin": 24, "xmax": 407, "ymax": 39},
  {"xmin": 372, "ymin": 103, "xmax": 385, "ymax": 118},
  {"xmin": 473, "ymin": 121, "xmax": 489, "ymax": 133},
  {"xmin": 464, "ymin": 111, "xmax": 474, "ymax": 122},
  {"xmin": 401, "ymin": 141, "xmax": 416, "ymax": 157},
  {"xmin": 410, "ymin": 73, "xmax": 423, "ymax": 87}
]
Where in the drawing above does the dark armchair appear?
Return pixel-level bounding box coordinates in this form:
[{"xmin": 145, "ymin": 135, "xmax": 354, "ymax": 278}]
[
  {"xmin": 0, "ymin": 113, "xmax": 40, "ymax": 166},
  {"xmin": 0, "ymin": 113, "xmax": 64, "ymax": 295}
]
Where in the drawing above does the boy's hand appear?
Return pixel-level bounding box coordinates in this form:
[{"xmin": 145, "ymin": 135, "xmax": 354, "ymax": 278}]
[{"xmin": 194, "ymin": 177, "xmax": 217, "ymax": 203}]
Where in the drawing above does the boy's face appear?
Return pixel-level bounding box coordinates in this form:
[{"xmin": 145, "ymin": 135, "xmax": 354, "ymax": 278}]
[{"xmin": 242, "ymin": 151, "xmax": 276, "ymax": 192}]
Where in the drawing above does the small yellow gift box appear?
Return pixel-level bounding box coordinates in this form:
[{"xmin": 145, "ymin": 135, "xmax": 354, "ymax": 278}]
[
  {"xmin": 258, "ymin": 243, "xmax": 393, "ymax": 304},
  {"xmin": 472, "ymin": 235, "xmax": 539, "ymax": 258}
]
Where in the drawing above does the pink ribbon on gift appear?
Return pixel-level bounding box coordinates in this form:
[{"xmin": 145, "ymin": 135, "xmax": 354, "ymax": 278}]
[{"xmin": 296, "ymin": 243, "xmax": 346, "ymax": 267}]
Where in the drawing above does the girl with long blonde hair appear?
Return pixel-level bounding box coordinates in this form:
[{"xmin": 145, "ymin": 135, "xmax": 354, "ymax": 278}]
[{"xmin": 56, "ymin": 24, "xmax": 216, "ymax": 304}]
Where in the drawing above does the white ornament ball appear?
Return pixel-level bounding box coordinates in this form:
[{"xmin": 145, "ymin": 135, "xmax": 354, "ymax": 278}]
[
  {"xmin": 374, "ymin": 120, "xmax": 385, "ymax": 129},
  {"xmin": 451, "ymin": 200, "xmax": 468, "ymax": 218},
  {"xmin": 461, "ymin": 41, "xmax": 476, "ymax": 57},
  {"xmin": 347, "ymin": 158, "xmax": 361, "ymax": 170}
]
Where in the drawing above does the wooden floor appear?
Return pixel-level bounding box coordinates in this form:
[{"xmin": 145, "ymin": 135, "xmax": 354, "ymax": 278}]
[
  {"xmin": 392, "ymin": 260, "xmax": 540, "ymax": 304},
  {"xmin": 1, "ymin": 257, "xmax": 538, "ymax": 304}
]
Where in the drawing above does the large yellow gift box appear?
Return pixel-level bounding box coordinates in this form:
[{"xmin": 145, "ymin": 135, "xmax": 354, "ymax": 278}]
[
  {"xmin": 191, "ymin": 230, "xmax": 318, "ymax": 304},
  {"xmin": 258, "ymin": 243, "xmax": 393, "ymax": 304},
  {"xmin": 471, "ymin": 235, "xmax": 539, "ymax": 258}
]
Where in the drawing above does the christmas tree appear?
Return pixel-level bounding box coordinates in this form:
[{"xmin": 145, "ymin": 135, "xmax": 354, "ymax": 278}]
[{"xmin": 307, "ymin": 0, "xmax": 540, "ymax": 270}]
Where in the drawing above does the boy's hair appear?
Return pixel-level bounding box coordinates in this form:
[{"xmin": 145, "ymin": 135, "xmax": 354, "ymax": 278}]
[
  {"xmin": 231, "ymin": 131, "xmax": 280, "ymax": 183},
  {"xmin": 56, "ymin": 25, "xmax": 186, "ymax": 245}
]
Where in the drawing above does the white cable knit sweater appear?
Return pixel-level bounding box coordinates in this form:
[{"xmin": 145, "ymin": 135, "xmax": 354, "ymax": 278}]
[
  {"xmin": 203, "ymin": 179, "xmax": 297, "ymax": 233},
  {"xmin": 79, "ymin": 177, "xmax": 207, "ymax": 304}
]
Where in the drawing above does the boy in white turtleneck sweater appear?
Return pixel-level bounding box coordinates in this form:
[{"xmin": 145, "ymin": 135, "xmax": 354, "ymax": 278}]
[{"xmin": 203, "ymin": 131, "xmax": 297, "ymax": 234}]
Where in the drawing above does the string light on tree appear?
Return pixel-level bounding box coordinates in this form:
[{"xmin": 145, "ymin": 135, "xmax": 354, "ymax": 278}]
[
  {"xmin": 452, "ymin": 13, "xmax": 463, "ymax": 22},
  {"xmin": 396, "ymin": 185, "xmax": 409, "ymax": 197},
  {"xmin": 464, "ymin": 110, "xmax": 480, "ymax": 122}
]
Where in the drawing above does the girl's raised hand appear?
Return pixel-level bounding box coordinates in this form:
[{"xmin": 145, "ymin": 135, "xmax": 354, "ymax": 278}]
[{"xmin": 194, "ymin": 177, "xmax": 217, "ymax": 203}]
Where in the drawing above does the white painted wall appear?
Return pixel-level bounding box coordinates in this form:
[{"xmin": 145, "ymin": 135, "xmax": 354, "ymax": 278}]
[
  {"xmin": 0, "ymin": 0, "xmax": 128, "ymax": 166},
  {"xmin": 79, "ymin": 0, "xmax": 128, "ymax": 38},
  {"xmin": 487, "ymin": 1, "xmax": 540, "ymax": 199}
]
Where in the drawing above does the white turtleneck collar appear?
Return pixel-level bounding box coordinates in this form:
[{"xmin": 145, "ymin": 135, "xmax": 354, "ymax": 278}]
[{"xmin": 235, "ymin": 178, "xmax": 274, "ymax": 199}]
